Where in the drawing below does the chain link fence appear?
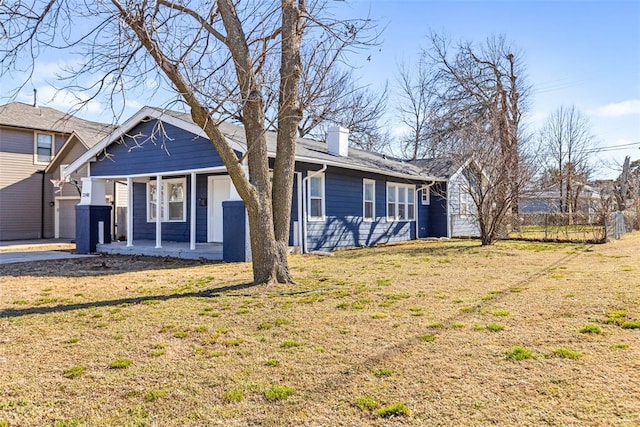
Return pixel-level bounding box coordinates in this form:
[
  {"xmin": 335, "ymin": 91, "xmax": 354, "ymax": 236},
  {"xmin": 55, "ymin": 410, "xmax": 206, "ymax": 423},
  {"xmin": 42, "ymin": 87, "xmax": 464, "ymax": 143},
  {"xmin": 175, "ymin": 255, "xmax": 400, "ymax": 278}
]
[{"xmin": 508, "ymin": 211, "xmax": 629, "ymax": 243}]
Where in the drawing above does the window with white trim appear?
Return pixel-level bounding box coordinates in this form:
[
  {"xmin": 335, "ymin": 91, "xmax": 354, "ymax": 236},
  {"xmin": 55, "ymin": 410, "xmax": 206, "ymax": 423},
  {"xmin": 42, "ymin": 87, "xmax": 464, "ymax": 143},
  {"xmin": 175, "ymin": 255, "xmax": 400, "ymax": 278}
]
[
  {"xmin": 363, "ymin": 179, "xmax": 375, "ymax": 221},
  {"xmin": 308, "ymin": 174, "xmax": 324, "ymax": 220},
  {"xmin": 459, "ymin": 188, "xmax": 470, "ymax": 217},
  {"xmin": 421, "ymin": 187, "xmax": 430, "ymax": 205},
  {"xmin": 34, "ymin": 132, "xmax": 54, "ymax": 164},
  {"xmin": 147, "ymin": 178, "xmax": 186, "ymax": 222},
  {"xmin": 387, "ymin": 183, "xmax": 415, "ymax": 221}
]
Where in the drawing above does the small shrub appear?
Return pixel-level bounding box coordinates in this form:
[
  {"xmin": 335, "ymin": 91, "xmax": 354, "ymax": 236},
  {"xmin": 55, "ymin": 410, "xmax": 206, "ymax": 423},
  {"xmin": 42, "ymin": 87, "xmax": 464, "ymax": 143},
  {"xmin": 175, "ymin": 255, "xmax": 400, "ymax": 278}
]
[
  {"xmin": 419, "ymin": 335, "xmax": 437, "ymax": 342},
  {"xmin": 553, "ymin": 348, "xmax": 583, "ymax": 359},
  {"xmin": 223, "ymin": 389, "xmax": 244, "ymax": 402},
  {"xmin": 280, "ymin": 340, "xmax": 300, "ymax": 348},
  {"xmin": 63, "ymin": 366, "xmax": 86, "ymax": 379},
  {"xmin": 265, "ymin": 359, "xmax": 279, "ymax": 367},
  {"xmin": 109, "ymin": 358, "xmax": 133, "ymax": 369},
  {"xmin": 355, "ymin": 396, "xmax": 378, "ymax": 411},
  {"xmin": 486, "ymin": 323, "xmax": 505, "ymax": 332},
  {"xmin": 264, "ymin": 385, "xmax": 295, "ymax": 401},
  {"xmin": 579, "ymin": 324, "xmax": 602, "ymax": 334},
  {"xmin": 507, "ymin": 346, "xmax": 533, "ymax": 360},
  {"xmin": 144, "ymin": 389, "xmax": 168, "ymax": 402},
  {"xmin": 376, "ymin": 403, "xmax": 409, "ymax": 418}
]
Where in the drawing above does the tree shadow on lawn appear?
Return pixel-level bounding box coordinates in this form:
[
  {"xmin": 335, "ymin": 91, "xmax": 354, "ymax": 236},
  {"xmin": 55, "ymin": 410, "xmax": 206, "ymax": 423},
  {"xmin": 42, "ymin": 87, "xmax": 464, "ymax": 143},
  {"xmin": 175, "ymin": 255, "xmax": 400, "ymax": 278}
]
[
  {"xmin": 0, "ymin": 281, "xmax": 261, "ymax": 319},
  {"xmin": 0, "ymin": 254, "xmax": 222, "ymax": 278}
]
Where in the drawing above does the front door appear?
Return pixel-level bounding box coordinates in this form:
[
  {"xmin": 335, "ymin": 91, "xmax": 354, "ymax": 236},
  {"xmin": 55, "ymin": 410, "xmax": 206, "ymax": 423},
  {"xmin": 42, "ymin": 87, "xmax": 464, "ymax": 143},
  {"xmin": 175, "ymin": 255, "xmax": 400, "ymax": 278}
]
[{"xmin": 207, "ymin": 176, "xmax": 231, "ymax": 242}]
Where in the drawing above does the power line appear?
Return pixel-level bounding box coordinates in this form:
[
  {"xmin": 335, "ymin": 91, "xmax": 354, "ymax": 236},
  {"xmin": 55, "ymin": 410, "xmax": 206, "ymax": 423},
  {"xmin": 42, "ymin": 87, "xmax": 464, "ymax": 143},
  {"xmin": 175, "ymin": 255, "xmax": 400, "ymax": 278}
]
[{"xmin": 583, "ymin": 141, "xmax": 640, "ymax": 154}]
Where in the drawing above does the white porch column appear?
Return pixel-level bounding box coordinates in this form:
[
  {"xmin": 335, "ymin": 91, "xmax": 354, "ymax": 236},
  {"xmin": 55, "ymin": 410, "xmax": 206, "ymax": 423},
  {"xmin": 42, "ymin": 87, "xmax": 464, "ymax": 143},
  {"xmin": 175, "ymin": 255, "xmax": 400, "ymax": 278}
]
[
  {"xmin": 79, "ymin": 177, "xmax": 108, "ymax": 206},
  {"xmin": 155, "ymin": 175, "xmax": 163, "ymax": 249},
  {"xmin": 190, "ymin": 172, "xmax": 196, "ymax": 250},
  {"xmin": 126, "ymin": 177, "xmax": 133, "ymax": 247}
]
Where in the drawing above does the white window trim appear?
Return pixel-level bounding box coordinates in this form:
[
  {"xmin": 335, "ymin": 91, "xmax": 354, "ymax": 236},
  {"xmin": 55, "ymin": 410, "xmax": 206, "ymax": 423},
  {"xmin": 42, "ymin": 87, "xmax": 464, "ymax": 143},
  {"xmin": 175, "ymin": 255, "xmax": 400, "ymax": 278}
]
[
  {"xmin": 386, "ymin": 183, "xmax": 416, "ymax": 222},
  {"xmin": 421, "ymin": 187, "xmax": 430, "ymax": 205},
  {"xmin": 308, "ymin": 173, "xmax": 325, "ymax": 222},
  {"xmin": 363, "ymin": 179, "xmax": 376, "ymax": 222},
  {"xmin": 147, "ymin": 177, "xmax": 187, "ymax": 223},
  {"xmin": 459, "ymin": 185, "xmax": 471, "ymax": 217},
  {"xmin": 33, "ymin": 132, "xmax": 55, "ymax": 165}
]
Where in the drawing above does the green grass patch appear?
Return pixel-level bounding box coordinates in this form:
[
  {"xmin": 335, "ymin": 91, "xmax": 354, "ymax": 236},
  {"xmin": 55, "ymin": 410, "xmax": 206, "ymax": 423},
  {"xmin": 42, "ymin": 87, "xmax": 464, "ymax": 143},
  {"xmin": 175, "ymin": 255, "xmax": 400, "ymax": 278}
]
[
  {"xmin": 355, "ymin": 396, "xmax": 378, "ymax": 411},
  {"xmin": 144, "ymin": 389, "xmax": 168, "ymax": 402},
  {"xmin": 507, "ymin": 346, "xmax": 533, "ymax": 360},
  {"xmin": 611, "ymin": 343, "xmax": 629, "ymax": 349},
  {"xmin": 264, "ymin": 385, "xmax": 295, "ymax": 401},
  {"xmin": 223, "ymin": 389, "xmax": 244, "ymax": 402},
  {"xmin": 376, "ymin": 403, "xmax": 409, "ymax": 418},
  {"xmin": 374, "ymin": 368, "xmax": 393, "ymax": 377},
  {"xmin": 109, "ymin": 358, "xmax": 133, "ymax": 369},
  {"xmin": 63, "ymin": 366, "xmax": 86, "ymax": 379},
  {"xmin": 265, "ymin": 359, "xmax": 279, "ymax": 367},
  {"xmin": 621, "ymin": 321, "xmax": 640, "ymax": 329},
  {"xmin": 486, "ymin": 323, "xmax": 505, "ymax": 332},
  {"xmin": 419, "ymin": 334, "xmax": 437, "ymax": 342},
  {"xmin": 579, "ymin": 324, "xmax": 602, "ymax": 334},
  {"xmin": 553, "ymin": 348, "xmax": 583, "ymax": 359},
  {"xmin": 280, "ymin": 340, "xmax": 301, "ymax": 348}
]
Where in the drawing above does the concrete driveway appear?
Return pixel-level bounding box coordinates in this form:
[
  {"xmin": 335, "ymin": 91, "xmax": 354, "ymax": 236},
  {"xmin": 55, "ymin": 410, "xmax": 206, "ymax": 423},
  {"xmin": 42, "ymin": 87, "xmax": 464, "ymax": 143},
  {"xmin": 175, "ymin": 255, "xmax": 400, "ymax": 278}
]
[{"xmin": 0, "ymin": 240, "xmax": 96, "ymax": 265}]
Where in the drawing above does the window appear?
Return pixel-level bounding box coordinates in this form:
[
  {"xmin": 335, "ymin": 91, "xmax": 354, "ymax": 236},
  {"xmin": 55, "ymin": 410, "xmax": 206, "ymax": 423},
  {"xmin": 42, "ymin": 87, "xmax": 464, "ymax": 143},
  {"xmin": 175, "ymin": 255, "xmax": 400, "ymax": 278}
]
[
  {"xmin": 459, "ymin": 188, "xmax": 470, "ymax": 217},
  {"xmin": 387, "ymin": 183, "xmax": 415, "ymax": 221},
  {"xmin": 34, "ymin": 132, "xmax": 54, "ymax": 164},
  {"xmin": 147, "ymin": 178, "xmax": 186, "ymax": 222},
  {"xmin": 421, "ymin": 187, "xmax": 430, "ymax": 205},
  {"xmin": 308, "ymin": 174, "xmax": 324, "ymax": 220},
  {"xmin": 363, "ymin": 179, "xmax": 375, "ymax": 221}
]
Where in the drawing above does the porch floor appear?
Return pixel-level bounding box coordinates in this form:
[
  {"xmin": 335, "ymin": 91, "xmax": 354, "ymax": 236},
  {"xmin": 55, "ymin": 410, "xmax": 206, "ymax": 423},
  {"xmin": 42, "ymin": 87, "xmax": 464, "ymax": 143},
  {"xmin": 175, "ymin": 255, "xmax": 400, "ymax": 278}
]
[{"xmin": 97, "ymin": 240, "xmax": 223, "ymax": 261}]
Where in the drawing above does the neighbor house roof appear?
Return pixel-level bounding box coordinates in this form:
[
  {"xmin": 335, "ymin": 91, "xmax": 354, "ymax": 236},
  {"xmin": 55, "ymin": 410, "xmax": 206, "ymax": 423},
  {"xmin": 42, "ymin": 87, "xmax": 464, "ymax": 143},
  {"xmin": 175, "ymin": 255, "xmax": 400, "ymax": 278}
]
[
  {"xmin": 409, "ymin": 157, "xmax": 461, "ymax": 180},
  {"xmin": 66, "ymin": 106, "xmax": 443, "ymax": 182},
  {"xmin": 0, "ymin": 102, "xmax": 115, "ymax": 148}
]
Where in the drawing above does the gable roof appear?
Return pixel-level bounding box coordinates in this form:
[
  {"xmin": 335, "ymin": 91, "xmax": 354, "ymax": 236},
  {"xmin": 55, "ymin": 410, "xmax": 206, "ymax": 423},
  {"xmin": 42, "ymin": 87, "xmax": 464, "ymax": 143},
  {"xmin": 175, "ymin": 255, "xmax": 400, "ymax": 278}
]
[
  {"xmin": 66, "ymin": 106, "xmax": 443, "ymax": 182},
  {"xmin": 409, "ymin": 157, "xmax": 462, "ymax": 180},
  {"xmin": 0, "ymin": 102, "xmax": 115, "ymax": 148}
]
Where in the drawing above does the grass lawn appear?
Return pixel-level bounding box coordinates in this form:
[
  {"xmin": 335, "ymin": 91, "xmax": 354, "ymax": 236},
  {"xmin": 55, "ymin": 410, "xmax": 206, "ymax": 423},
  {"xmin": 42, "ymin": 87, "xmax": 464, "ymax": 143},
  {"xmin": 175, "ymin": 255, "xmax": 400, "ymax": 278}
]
[{"xmin": 1, "ymin": 234, "xmax": 639, "ymax": 426}]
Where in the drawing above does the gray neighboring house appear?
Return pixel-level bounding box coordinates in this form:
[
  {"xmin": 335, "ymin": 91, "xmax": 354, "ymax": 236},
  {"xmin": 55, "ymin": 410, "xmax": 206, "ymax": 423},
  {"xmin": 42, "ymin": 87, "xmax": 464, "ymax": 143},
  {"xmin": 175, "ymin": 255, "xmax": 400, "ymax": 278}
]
[
  {"xmin": 411, "ymin": 157, "xmax": 481, "ymax": 238},
  {"xmin": 0, "ymin": 102, "xmax": 116, "ymax": 240}
]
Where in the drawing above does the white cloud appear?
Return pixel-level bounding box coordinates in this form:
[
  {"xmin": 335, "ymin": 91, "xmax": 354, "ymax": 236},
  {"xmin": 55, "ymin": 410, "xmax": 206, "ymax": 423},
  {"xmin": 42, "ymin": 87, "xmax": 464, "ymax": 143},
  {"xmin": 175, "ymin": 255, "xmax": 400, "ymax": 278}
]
[{"xmin": 591, "ymin": 99, "xmax": 640, "ymax": 117}]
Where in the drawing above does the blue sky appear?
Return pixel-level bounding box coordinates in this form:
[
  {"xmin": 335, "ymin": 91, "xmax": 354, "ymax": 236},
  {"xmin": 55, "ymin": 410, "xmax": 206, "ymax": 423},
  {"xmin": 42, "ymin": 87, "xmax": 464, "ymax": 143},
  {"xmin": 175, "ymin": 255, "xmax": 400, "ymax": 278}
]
[{"xmin": 3, "ymin": 0, "xmax": 639, "ymax": 178}]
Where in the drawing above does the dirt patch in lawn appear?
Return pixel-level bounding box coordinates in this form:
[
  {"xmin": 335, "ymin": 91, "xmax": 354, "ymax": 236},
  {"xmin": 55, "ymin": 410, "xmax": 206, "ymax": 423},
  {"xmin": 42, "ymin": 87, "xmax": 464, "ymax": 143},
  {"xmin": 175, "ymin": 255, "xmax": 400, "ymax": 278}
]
[{"xmin": 1, "ymin": 235, "xmax": 639, "ymax": 426}]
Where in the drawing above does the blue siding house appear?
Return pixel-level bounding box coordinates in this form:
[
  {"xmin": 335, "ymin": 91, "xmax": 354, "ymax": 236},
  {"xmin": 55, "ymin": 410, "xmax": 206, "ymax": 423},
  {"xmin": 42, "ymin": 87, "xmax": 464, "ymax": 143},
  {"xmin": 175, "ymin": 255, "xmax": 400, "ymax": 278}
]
[{"xmin": 66, "ymin": 107, "xmax": 451, "ymax": 260}]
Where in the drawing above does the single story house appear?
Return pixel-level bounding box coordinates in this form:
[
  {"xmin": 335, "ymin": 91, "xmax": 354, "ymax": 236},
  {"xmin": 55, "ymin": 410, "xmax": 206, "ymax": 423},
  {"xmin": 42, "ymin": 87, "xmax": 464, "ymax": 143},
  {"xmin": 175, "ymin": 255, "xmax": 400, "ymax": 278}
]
[
  {"xmin": 410, "ymin": 158, "xmax": 481, "ymax": 238},
  {"xmin": 65, "ymin": 106, "xmax": 457, "ymax": 260},
  {"xmin": 0, "ymin": 101, "xmax": 115, "ymax": 240}
]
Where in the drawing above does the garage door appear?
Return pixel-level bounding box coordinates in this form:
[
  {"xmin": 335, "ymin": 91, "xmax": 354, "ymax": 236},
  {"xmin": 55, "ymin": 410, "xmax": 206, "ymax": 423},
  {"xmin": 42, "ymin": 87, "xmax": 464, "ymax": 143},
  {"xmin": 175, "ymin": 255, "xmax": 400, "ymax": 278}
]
[{"xmin": 57, "ymin": 198, "xmax": 79, "ymax": 239}]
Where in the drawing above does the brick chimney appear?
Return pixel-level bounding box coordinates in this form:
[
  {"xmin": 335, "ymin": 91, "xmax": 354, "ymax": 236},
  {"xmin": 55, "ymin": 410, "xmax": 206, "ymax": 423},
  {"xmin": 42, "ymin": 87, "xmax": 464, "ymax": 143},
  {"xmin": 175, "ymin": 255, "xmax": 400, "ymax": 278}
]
[{"xmin": 327, "ymin": 126, "xmax": 349, "ymax": 157}]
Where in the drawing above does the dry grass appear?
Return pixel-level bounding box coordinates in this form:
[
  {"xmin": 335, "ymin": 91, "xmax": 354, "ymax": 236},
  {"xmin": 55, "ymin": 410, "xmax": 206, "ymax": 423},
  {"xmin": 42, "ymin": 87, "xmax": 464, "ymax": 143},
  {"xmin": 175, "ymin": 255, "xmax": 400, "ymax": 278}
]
[{"xmin": 1, "ymin": 233, "xmax": 639, "ymax": 426}]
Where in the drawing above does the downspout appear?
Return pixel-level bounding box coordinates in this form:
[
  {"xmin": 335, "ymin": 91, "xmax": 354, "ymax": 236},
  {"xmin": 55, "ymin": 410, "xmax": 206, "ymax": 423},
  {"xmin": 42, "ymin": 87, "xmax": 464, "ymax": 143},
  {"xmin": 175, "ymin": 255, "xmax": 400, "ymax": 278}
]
[
  {"xmin": 38, "ymin": 170, "xmax": 46, "ymax": 238},
  {"xmin": 301, "ymin": 164, "xmax": 327, "ymax": 254}
]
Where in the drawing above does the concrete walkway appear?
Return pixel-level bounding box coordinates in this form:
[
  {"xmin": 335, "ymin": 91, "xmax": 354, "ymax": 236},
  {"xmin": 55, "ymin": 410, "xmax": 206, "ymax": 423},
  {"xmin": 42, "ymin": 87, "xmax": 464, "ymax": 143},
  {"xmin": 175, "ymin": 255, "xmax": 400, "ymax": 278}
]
[{"xmin": 0, "ymin": 239, "xmax": 96, "ymax": 265}]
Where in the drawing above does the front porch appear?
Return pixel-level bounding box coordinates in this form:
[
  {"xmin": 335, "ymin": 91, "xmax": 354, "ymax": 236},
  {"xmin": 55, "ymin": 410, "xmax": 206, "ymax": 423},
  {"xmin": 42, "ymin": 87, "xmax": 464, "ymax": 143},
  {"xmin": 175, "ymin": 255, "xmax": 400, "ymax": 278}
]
[{"xmin": 97, "ymin": 240, "xmax": 223, "ymax": 261}]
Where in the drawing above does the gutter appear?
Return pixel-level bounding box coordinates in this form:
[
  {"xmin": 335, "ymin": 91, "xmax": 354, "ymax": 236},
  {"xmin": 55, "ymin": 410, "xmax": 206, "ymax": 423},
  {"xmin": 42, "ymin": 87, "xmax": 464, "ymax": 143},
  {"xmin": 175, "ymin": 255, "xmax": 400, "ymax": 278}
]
[
  {"xmin": 38, "ymin": 170, "xmax": 46, "ymax": 238},
  {"xmin": 301, "ymin": 164, "xmax": 327, "ymax": 254}
]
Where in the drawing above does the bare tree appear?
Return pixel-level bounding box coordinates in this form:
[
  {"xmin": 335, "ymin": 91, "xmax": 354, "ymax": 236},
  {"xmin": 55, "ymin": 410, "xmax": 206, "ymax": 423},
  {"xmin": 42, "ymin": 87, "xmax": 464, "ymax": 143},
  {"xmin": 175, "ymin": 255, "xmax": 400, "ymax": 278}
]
[
  {"xmin": 615, "ymin": 156, "xmax": 640, "ymax": 230},
  {"xmin": 1, "ymin": 0, "xmax": 374, "ymax": 284},
  {"xmin": 409, "ymin": 33, "xmax": 530, "ymax": 244},
  {"xmin": 539, "ymin": 106, "xmax": 596, "ymax": 222},
  {"xmin": 395, "ymin": 58, "xmax": 440, "ymax": 159}
]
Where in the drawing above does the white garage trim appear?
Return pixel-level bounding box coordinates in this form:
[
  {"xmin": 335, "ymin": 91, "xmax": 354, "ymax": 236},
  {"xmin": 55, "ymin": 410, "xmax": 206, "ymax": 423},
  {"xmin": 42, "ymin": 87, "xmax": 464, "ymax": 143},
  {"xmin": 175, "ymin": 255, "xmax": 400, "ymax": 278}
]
[{"xmin": 55, "ymin": 196, "xmax": 80, "ymax": 238}]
